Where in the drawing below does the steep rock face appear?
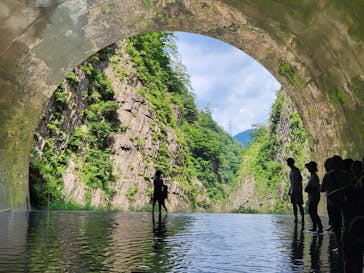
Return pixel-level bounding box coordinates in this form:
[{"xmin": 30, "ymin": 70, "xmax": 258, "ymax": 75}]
[
  {"xmin": 104, "ymin": 45, "xmax": 190, "ymax": 211},
  {"xmin": 31, "ymin": 39, "xmax": 216, "ymax": 211},
  {"xmin": 32, "ymin": 42, "xmax": 181, "ymax": 210}
]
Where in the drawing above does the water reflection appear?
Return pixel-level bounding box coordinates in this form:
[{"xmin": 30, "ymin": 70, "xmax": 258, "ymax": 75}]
[
  {"xmin": 147, "ymin": 214, "xmax": 171, "ymax": 273},
  {"xmin": 309, "ymin": 233, "xmax": 323, "ymax": 272},
  {"xmin": 0, "ymin": 212, "xmax": 344, "ymax": 273},
  {"xmin": 25, "ymin": 211, "xmax": 116, "ymax": 272},
  {"xmin": 290, "ymin": 223, "xmax": 305, "ymax": 272},
  {"xmin": 0, "ymin": 212, "xmax": 28, "ymax": 273},
  {"xmin": 328, "ymin": 233, "xmax": 343, "ymax": 273}
]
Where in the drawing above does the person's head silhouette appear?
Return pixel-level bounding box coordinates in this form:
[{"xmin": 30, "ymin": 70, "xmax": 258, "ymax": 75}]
[
  {"xmin": 305, "ymin": 161, "xmax": 318, "ymax": 173},
  {"xmin": 331, "ymin": 155, "xmax": 343, "ymax": 171},
  {"xmin": 324, "ymin": 157, "xmax": 333, "ymax": 172},
  {"xmin": 155, "ymin": 170, "xmax": 162, "ymax": 178},
  {"xmin": 287, "ymin": 158, "xmax": 295, "ymax": 168}
]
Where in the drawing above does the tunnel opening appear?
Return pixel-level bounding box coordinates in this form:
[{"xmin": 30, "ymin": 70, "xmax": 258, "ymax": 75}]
[{"xmin": 28, "ymin": 31, "xmax": 311, "ymax": 214}]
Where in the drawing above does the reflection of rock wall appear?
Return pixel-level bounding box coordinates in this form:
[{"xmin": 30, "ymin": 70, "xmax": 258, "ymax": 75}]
[
  {"xmin": 1, "ymin": 0, "xmax": 364, "ymax": 210},
  {"xmin": 0, "ymin": 211, "xmax": 194, "ymax": 272},
  {"xmin": 0, "ymin": 184, "xmax": 10, "ymax": 212},
  {"xmin": 0, "ymin": 212, "xmax": 28, "ymax": 271}
]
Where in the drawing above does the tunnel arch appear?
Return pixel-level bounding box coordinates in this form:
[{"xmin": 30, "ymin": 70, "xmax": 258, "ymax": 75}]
[{"xmin": 0, "ymin": 0, "xmax": 363, "ymax": 210}]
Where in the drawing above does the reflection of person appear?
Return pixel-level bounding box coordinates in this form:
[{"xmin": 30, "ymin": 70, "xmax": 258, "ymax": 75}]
[
  {"xmin": 290, "ymin": 223, "xmax": 304, "ymax": 271},
  {"xmin": 309, "ymin": 233, "xmax": 323, "ymax": 272},
  {"xmin": 152, "ymin": 213, "xmax": 168, "ymax": 265},
  {"xmin": 304, "ymin": 161, "xmax": 323, "ymax": 233},
  {"xmin": 287, "ymin": 158, "xmax": 304, "ymax": 223},
  {"xmin": 152, "ymin": 170, "xmax": 168, "ymax": 215},
  {"xmin": 153, "ymin": 213, "xmax": 167, "ymax": 239}
]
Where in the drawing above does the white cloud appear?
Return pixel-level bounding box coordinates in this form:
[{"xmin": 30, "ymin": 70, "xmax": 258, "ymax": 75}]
[{"xmin": 174, "ymin": 32, "xmax": 281, "ymax": 136}]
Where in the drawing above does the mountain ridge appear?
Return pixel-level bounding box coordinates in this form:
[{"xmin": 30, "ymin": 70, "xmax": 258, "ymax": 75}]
[{"xmin": 233, "ymin": 129, "xmax": 255, "ymax": 146}]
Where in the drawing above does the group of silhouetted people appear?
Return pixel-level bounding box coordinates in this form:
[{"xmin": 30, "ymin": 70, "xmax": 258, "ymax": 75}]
[{"xmin": 287, "ymin": 156, "xmax": 364, "ymax": 273}]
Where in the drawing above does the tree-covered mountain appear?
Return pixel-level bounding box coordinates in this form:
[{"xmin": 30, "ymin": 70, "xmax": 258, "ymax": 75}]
[
  {"xmin": 233, "ymin": 129, "xmax": 255, "ymax": 147},
  {"xmin": 29, "ymin": 32, "xmax": 243, "ymax": 211}
]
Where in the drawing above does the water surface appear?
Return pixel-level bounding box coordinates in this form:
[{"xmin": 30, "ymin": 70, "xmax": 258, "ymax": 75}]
[{"xmin": 0, "ymin": 212, "xmax": 342, "ymax": 272}]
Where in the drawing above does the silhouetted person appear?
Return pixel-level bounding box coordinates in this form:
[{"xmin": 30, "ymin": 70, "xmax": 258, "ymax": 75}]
[
  {"xmin": 321, "ymin": 155, "xmax": 351, "ymax": 254},
  {"xmin": 287, "ymin": 158, "xmax": 304, "ymax": 223},
  {"xmin": 351, "ymin": 160, "xmax": 362, "ymax": 187},
  {"xmin": 322, "ymin": 157, "xmax": 334, "ymax": 231},
  {"xmin": 338, "ymin": 176, "xmax": 364, "ymax": 273},
  {"xmin": 152, "ymin": 170, "xmax": 167, "ymax": 215},
  {"xmin": 343, "ymin": 158, "xmax": 354, "ymax": 174},
  {"xmin": 304, "ymin": 161, "xmax": 323, "ymax": 233},
  {"xmin": 160, "ymin": 184, "xmax": 168, "ymax": 213}
]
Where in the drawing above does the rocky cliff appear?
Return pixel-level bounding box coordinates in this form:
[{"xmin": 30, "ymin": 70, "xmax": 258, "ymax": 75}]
[
  {"xmin": 30, "ymin": 32, "xmax": 308, "ymax": 213},
  {"xmin": 30, "ymin": 33, "xmax": 243, "ymax": 211}
]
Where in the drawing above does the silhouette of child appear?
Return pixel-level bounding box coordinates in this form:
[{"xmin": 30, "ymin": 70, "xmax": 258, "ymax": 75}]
[{"xmin": 152, "ymin": 170, "xmax": 168, "ymax": 215}]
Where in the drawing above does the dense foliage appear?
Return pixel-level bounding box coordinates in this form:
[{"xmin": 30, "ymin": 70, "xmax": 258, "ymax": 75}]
[
  {"xmin": 30, "ymin": 56, "xmax": 124, "ymax": 208},
  {"xmin": 125, "ymin": 32, "xmax": 243, "ymax": 204},
  {"xmin": 236, "ymin": 90, "xmax": 308, "ymax": 213},
  {"xmin": 30, "ymin": 32, "xmax": 309, "ymax": 213},
  {"xmin": 30, "ymin": 32, "xmax": 244, "ymax": 209}
]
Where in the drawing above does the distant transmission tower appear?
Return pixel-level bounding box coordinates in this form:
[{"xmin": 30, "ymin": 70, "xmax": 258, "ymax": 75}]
[{"xmin": 229, "ymin": 120, "xmax": 232, "ymax": 136}]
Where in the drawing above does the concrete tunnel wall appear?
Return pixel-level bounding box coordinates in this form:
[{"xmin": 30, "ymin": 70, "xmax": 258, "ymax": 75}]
[{"xmin": 0, "ymin": 0, "xmax": 363, "ymax": 210}]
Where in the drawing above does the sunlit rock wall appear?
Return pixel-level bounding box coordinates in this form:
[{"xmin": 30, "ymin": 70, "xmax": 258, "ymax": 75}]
[{"xmin": 0, "ymin": 0, "xmax": 363, "ymax": 210}]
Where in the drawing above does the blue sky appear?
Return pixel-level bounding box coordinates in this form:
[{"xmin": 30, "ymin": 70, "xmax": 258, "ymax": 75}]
[{"xmin": 174, "ymin": 32, "xmax": 281, "ymax": 136}]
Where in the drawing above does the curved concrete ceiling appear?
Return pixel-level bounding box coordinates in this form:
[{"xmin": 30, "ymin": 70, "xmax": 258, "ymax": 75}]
[{"xmin": 0, "ymin": 0, "xmax": 363, "ymax": 210}]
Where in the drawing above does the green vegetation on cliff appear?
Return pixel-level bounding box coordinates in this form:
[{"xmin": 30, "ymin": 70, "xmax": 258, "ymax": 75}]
[
  {"xmin": 30, "ymin": 32, "xmax": 307, "ymax": 213},
  {"xmin": 125, "ymin": 32, "xmax": 243, "ymax": 205},
  {"xmin": 233, "ymin": 89, "xmax": 308, "ymax": 213},
  {"xmin": 30, "ymin": 32, "xmax": 243, "ymax": 210},
  {"xmin": 30, "ymin": 60, "xmax": 123, "ymax": 208},
  {"xmin": 181, "ymin": 109, "xmax": 242, "ymax": 201}
]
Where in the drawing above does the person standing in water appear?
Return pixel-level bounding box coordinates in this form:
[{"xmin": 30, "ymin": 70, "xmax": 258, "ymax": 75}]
[
  {"xmin": 152, "ymin": 170, "xmax": 167, "ymax": 215},
  {"xmin": 304, "ymin": 161, "xmax": 323, "ymax": 233},
  {"xmin": 321, "ymin": 155, "xmax": 351, "ymax": 253},
  {"xmin": 321, "ymin": 157, "xmax": 334, "ymax": 231},
  {"xmin": 287, "ymin": 158, "xmax": 305, "ymax": 224}
]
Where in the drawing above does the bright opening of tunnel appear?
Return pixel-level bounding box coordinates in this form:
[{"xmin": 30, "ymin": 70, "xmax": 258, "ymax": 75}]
[{"xmin": 26, "ymin": 30, "xmax": 288, "ymax": 212}]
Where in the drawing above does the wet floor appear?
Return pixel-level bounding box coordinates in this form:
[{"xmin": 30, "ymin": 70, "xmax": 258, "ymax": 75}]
[{"xmin": 0, "ymin": 211, "xmax": 343, "ymax": 272}]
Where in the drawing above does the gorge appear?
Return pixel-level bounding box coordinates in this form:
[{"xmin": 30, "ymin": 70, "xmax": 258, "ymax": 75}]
[{"xmin": 29, "ymin": 32, "xmax": 308, "ymax": 213}]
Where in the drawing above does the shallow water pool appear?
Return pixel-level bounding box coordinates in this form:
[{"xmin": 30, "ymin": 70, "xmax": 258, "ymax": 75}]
[{"xmin": 0, "ymin": 211, "xmax": 342, "ymax": 272}]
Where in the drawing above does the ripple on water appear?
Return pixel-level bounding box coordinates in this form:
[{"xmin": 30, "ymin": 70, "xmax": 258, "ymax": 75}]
[{"xmin": 0, "ymin": 212, "xmax": 341, "ymax": 273}]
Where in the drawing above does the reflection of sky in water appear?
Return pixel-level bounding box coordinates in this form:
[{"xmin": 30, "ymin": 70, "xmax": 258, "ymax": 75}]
[
  {"xmin": 0, "ymin": 212, "xmax": 340, "ymax": 273},
  {"xmin": 177, "ymin": 214, "xmax": 291, "ymax": 272}
]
